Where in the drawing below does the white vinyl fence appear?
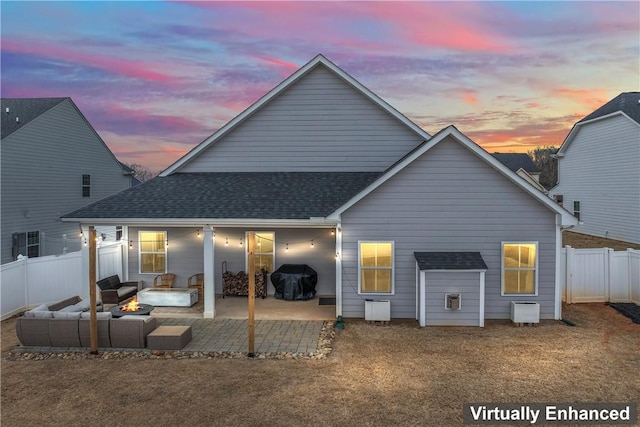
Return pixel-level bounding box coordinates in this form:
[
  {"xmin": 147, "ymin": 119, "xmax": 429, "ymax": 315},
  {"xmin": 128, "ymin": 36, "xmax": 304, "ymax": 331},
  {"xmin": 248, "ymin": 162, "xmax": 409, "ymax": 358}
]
[
  {"xmin": 0, "ymin": 242, "xmax": 124, "ymax": 320},
  {"xmin": 562, "ymin": 247, "xmax": 640, "ymax": 304}
]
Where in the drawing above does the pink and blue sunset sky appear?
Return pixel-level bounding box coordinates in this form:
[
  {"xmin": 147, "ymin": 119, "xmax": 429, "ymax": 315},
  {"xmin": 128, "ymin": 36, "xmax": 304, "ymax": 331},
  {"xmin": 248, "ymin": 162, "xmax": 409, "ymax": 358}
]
[{"xmin": 1, "ymin": 1, "xmax": 638, "ymax": 172}]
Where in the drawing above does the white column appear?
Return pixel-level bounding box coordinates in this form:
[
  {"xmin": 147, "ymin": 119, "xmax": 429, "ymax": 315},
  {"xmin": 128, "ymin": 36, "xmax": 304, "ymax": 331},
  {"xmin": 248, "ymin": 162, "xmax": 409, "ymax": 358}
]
[
  {"xmin": 335, "ymin": 222, "xmax": 342, "ymax": 318},
  {"xmin": 203, "ymin": 226, "xmax": 215, "ymax": 318},
  {"xmin": 479, "ymin": 271, "xmax": 485, "ymax": 327},
  {"xmin": 80, "ymin": 225, "xmax": 91, "ymax": 301},
  {"xmin": 122, "ymin": 226, "xmax": 130, "ymax": 281}
]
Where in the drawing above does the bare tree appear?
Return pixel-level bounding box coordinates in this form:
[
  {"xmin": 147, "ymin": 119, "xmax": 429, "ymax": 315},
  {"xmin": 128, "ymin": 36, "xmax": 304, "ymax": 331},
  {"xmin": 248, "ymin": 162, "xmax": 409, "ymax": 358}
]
[
  {"xmin": 123, "ymin": 163, "xmax": 156, "ymax": 182},
  {"xmin": 527, "ymin": 146, "xmax": 558, "ymax": 190}
]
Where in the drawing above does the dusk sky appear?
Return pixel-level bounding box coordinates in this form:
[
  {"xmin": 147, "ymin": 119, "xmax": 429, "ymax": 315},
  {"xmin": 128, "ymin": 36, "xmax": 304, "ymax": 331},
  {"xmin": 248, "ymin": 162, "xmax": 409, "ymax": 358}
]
[{"xmin": 2, "ymin": 1, "xmax": 638, "ymax": 173}]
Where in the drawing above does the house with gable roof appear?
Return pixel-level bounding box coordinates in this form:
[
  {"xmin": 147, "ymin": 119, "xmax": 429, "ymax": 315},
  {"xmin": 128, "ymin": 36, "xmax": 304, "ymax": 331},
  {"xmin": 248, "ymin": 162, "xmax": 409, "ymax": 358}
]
[
  {"xmin": 549, "ymin": 92, "xmax": 640, "ymax": 245},
  {"xmin": 62, "ymin": 55, "xmax": 577, "ymax": 325},
  {"xmin": 493, "ymin": 153, "xmax": 547, "ymax": 193},
  {"xmin": 1, "ymin": 97, "xmax": 134, "ymax": 264}
]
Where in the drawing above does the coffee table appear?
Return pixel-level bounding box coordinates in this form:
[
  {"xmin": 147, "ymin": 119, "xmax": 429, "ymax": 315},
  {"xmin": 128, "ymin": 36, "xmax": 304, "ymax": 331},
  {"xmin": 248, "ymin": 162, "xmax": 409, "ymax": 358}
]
[{"xmin": 137, "ymin": 288, "xmax": 198, "ymax": 307}]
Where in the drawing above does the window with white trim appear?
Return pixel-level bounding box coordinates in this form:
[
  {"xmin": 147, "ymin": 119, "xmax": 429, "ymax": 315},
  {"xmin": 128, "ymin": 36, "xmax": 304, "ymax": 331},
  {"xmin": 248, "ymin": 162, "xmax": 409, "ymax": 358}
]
[
  {"xmin": 247, "ymin": 232, "xmax": 275, "ymax": 273},
  {"xmin": 12, "ymin": 231, "xmax": 40, "ymax": 260},
  {"xmin": 358, "ymin": 241, "xmax": 394, "ymax": 294},
  {"xmin": 139, "ymin": 231, "xmax": 167, "ymax": 273},
  {"xmin": 573, "ymin": 201, "xmax": 580, "ymax": 220},
  {"xmin": 82, "ymin": 174, "xmax": 91, "ymax": 198},
  {"xmin": 502, "ymin": 242, "xmax": 537, "ymax": 295}
]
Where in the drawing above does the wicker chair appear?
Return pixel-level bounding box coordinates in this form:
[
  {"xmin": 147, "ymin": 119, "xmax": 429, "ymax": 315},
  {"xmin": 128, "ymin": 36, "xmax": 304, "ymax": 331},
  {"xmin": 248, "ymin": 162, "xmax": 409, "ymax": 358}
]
[
  {"xmin": 187, "ymin": 273, "xmax": 204, "ymax": 301},
  {"xmin": 153, "ymin": 273, "xmax": 175, "ymax": 288}
]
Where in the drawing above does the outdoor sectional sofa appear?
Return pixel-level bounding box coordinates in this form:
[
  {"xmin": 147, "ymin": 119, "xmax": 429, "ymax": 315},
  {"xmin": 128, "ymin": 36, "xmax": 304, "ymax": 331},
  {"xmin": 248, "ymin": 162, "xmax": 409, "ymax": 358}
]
[
  {"xmin": 96, "ymin": 275, "xmax": 140, "ymax": 304},
  {"xmin": 15, "ymin": 296, "xmax": 157, "ymax": 349}
]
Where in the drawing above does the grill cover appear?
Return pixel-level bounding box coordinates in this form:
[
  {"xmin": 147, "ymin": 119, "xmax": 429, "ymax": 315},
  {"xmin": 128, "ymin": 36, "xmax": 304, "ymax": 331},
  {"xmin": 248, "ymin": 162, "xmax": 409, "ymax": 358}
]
[{"xmin": 270, "ymin": 264, "xmax": 318, "ymax": 301}]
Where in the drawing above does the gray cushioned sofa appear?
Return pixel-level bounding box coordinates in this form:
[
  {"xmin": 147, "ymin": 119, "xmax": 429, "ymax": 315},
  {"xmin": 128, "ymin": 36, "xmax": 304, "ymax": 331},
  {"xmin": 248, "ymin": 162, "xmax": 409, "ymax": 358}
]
[
  {"xmin": 96, "ymin": 275, "xmax": 139, "ymax": 305},
  {"xmin": 15, "ymin": 296, "xmax": 157, "ymax": 349}
]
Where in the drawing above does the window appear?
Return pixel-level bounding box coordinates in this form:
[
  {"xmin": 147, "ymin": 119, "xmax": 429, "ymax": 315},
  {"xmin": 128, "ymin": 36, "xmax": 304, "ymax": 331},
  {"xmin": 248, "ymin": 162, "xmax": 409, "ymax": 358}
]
[
  {"xmin": 247, "ymin": 232, "xmax": 274, "ymax": 273},
  {"xmin": 139, "ymin": 231, "xmax": 166, "ymax": 273},
  {"xmin": 12, "ymin": 231, "xmax": 40, "ymax": 260},
  {"xmin": 82, "ymin": 174, "xmax": 91, "ymax": 197},
  {"xmin": 573, "ymin": 201, "xmax": 580, "ymax": 220},
  {"xmin": 115, "ymin": 226, "xmax": 123, "ymax": 241},
  {"xmin": 502, "ymin": 242, "xmax": 537, "ymax": 295},
  {"xmin": 359, "ymin": 241, "xmax": 394, "ymax": 294}
]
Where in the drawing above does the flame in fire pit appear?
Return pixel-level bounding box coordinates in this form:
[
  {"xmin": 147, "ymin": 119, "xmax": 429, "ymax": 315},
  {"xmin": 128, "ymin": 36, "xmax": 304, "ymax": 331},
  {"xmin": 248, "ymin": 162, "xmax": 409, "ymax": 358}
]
[{"xmin": 120, "ymin": 297, "xmax": 140, "ymax": 312}]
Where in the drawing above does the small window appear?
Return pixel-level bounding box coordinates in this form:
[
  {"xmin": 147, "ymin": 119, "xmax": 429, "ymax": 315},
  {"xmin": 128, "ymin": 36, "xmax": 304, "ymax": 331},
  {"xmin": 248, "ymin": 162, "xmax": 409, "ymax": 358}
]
[
  {"xmin": 359, "ymin": 241, "xmax": 394, "ymax": 294},
  {"xmin": 12, "ymin": 231, "xmax": 39, "ymax": 260},
  {"xmin": 502, "ymin": 242, "xmax": 538, "ymax": 295},
  {"xmin": 82, "ymin": 174, "xmax": 91, "ymax": 197},
  {"xmin": 247, "ymin": 232, "xmax": 275, "ymax": 273},
  {"xmin": 573, "ymin": 201, "xmax": 580, "ymax": 220},
  {"xmin": 116, "ymin": 226, "xmax": 123, "ymax": 241},
  {"xmin": 139, "ymin": 231, "xmax": 167, "ymax": 273}
]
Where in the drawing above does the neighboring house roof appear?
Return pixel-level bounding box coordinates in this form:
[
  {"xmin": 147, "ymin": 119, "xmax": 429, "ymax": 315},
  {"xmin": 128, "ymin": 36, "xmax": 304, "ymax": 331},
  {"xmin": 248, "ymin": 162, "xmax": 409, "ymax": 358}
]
[
  {"xmin": 62, "ymin": 172, "xmax": 381, "ymax": 223},
  {"xmin": 414, "ymin": 252, "xmax": 487, "ymax": 271},
  {"xmin": 161, "ymin": 54, "xmax": 432, "ymax": 176},
  {"xmin": 578, "ymin": 92, "xmax": 640, "ymax": 125},
  {"xmin": 328, "ymin": 126, "xmax": 578, "ymax": 226},
  {"xmin": 492, "ymin": 153, "xmax": 539, "ymax": 174},
  {"xmin": 557, "ymin": 92, "xmax": 640, "ymax": 156},
  {"xmin": 1, "ymin": 97, "xmax": 67, "ymax": 139}
]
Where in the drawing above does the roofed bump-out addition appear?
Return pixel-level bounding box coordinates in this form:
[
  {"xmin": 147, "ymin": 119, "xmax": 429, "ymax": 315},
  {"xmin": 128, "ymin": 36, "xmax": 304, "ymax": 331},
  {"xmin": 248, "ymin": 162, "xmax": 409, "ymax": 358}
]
[
  {"xmin": 492, "ymin": 153, "xmax": 539, "ymax": 174},
  {"xmin": 414, "ymin": 252, "xmax": 488, "ymax": 271}
]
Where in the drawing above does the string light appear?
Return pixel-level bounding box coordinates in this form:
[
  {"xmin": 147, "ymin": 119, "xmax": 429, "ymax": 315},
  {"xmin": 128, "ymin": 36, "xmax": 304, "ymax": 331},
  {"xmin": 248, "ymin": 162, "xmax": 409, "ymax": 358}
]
[
  {"xmin": 197, "ymin": 229, "xmax": 201, "ymax": 238},
  {"xmin": 165, "ymin": 239, "xmax": 169, "ymax": 248},
  {"xmin": 285, "ymin": 243, "xmax": 289, "ymax": 252},
  {"xmin": 129, "ymin": 240, "xmax": 133, "ymax": 249},
  {"xmin": 225, "ymin": 238, "xmax": 229, "ymax": 246},
  {"xmin": 239, "ymin": 238, "xmax": 243, "ymax": 247},
  {"xmin": 331, "ymin": 229, "xmax": 335, "ymax": 236},
  {"xmin": 310, "ymin": 240, "xmax": 314, "ymax": 248}
]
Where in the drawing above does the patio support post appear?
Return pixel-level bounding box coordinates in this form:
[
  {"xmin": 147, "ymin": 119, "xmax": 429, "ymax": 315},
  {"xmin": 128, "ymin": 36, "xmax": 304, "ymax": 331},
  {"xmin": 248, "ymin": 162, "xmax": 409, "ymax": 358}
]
[
  {"xmin": 80, "ymin": 224, "xmax": 91, "ymax": 301},
  {"xmin": 247, "ymin": 232, "xmax": 255, "ymax": 357},
  {"xmin": 203, "ymin": 226, "xmax": 215, "ymax": 318},
  {"xmin": 335, "ymin": 222, "xmax": 343, "ymax": 318},
  {"xmin": 89, "ymin": 227, "xmax": 98, "ymax": 354}
]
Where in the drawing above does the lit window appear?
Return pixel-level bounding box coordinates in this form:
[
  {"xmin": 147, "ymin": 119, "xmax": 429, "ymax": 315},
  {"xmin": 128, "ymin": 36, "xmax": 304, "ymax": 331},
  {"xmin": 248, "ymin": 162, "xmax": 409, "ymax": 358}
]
[
  {"xmin": 139, "ymin": 231, "xmax": 166, "ymax": 273},
  {"xmin": 248, "ymin": 232, "xmax": 275, "ymax": 273},
  {"xmin": 82, "ymin": 174, "xmax": 91, "ymax": 197},
  {"xmin": 502, "ymin": 242, "xmax": 537, "ymax": 295},
  {"xmin": 359, "ymin": 241, "xmax": 394, "ymax": 294}
]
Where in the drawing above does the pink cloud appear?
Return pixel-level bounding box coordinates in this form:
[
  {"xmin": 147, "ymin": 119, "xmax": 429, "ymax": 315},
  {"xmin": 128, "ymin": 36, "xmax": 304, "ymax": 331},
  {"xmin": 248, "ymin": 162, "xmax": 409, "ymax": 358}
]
[
  {"xmin": 2, "ymin": 39, "xmax": 180, "ymax": 84},
  {"xmin": 551, "ymin": 88, "xmax": 610, "ymax": 112},
  {"xmin": 462, "ymin": 91, "xmax": 478, "ymax": 106}
]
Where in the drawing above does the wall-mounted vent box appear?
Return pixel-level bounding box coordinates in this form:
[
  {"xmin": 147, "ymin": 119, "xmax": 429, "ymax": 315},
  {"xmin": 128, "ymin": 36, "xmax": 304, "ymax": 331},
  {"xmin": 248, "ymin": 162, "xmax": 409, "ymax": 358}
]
[
  {"xmin": 445, "ymin": 293, "xmax": 461, "ymax": 311},
  {"xmin": 365, "ymin": 300, "xmax": 390, "ymax": 322},
  {"xmin": 510, "ymin": 301, "xmax": 540, "ymax": 324}
]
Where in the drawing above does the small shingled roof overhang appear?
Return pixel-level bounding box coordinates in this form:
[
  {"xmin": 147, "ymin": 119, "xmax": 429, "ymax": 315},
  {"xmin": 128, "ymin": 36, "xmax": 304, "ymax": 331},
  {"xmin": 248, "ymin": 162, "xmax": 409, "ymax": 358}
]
[{"xmin": 414, "ymin": 252, "xmax": 488, "ymax": 271}]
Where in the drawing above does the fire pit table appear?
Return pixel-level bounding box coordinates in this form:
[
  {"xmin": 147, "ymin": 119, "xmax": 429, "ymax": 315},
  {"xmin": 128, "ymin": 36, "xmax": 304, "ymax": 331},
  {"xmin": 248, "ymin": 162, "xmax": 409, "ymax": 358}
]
[{"xmin": 109, "ymin": 299, "xmax": 154, "ymax": 318}]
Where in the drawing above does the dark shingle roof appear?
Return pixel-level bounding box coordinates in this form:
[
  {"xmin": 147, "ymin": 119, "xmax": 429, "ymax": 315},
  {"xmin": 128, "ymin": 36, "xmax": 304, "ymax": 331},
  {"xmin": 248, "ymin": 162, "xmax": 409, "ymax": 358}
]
[
  {"xmin": 579, "ymin": 92, "xmax": 640, "ymax": 125},
  {"xmin": 1, "ymin": 98, "xmax": 68, "ymax": 139},
  {"xmin": 414, "ymin": 252, "xmax": 487, "ymax": 270},
  {"xmin": 492, "ymin": 153, "xmax": 539, "ymax": 174},
  {"xmin": 63, "ymin": 172, "xmax": 382, "ymax": 220}
]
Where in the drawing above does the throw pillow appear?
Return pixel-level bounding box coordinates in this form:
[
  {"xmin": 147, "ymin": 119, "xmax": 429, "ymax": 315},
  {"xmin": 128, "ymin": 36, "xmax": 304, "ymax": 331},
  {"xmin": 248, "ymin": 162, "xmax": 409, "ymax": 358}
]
[
  {"xmin": 53, "ymin": 311, "xmax": 82, "ymax": 319},
  {"xmin": 31, "ymin": 311, "xmax": 54, "ymax": 318}
]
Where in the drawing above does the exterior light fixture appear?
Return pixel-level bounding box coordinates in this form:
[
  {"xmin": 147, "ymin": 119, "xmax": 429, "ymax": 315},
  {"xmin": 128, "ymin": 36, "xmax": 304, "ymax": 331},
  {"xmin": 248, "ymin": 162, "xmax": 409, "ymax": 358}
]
[{"xmin": 311, "ymin": 240, "xmax": 314, "ymax": 248}]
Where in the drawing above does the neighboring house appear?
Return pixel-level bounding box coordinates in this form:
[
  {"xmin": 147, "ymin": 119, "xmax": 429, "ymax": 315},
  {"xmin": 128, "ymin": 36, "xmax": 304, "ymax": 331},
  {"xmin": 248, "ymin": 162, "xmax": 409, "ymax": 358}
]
[
  {"xmin": 62, "ymin": 55, "xmax": 577, "ymax": 324},
  {"xmin": 1, "ymin": 97, "xmax": 133, "ymax": 264},
  {"xmin": 492, "ymin": 153, "xmax": 547, "ymax": 193},
  {"xmin": 549, "ymin": 92, "xmax": 640, "ymax": 245}
]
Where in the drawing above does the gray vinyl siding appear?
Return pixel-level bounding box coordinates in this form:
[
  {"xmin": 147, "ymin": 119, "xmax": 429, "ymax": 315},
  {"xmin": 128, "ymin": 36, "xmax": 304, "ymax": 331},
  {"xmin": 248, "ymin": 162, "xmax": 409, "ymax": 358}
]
[
  {"xmin": 550, "ymin": 116, "xmax": 640, "ymax": 244},
  {"xmin": 341, "ymin": 136, "xmax": 558, "ymax": 319},
  {"xmin": 1, "ymin": 99, "xmax": 130, "ymax": 264},
  {"xmin": 126, "ymin": 227, "xmax": 335, "ymax": 296},
  {"xmin": 424, "ymin": 272, "xmax": 480, "ymax": 326},
  {"xmin": 182, "ymin": 65, "xmax": 424, "ymax": 173}
]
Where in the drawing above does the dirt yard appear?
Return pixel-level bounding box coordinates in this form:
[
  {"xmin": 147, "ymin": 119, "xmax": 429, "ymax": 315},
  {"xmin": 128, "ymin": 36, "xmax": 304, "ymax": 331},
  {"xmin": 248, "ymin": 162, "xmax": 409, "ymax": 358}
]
[
  {"xmin": 563, "ymin": 230, "xmax": 640, "ymax": 251},
  {"xmin": 2, "ymin": 304, "xmax": 639, "ymax": 426}
]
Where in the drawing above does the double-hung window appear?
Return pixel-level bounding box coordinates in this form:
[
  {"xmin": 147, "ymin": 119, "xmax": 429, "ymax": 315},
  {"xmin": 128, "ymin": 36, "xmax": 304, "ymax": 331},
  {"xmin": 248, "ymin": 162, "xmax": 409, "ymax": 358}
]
[
  {"xmin": 573, "ymin": 201, "xmax": 580, "ymax": 220},
  {"xmin": 82, "ymin": 174, "xmax": 91, "ymax": 198},
  {"xmin": 358, "ymin": 241, "xmax": 394, "ymax": 294},
  {"xmin": 12, "ymin": 231, "xmax": 40, "ymax": 260},
  {"xmin": 248, "ymin": 232, "xmax": 275, "ymax": 273},
  {"xmin": 139, "ymin": 231, "xmax": 167, "ymax": 273},
  {"xmin": 502, "ymin": 242, "xmax": 538, "ymax": 295}
]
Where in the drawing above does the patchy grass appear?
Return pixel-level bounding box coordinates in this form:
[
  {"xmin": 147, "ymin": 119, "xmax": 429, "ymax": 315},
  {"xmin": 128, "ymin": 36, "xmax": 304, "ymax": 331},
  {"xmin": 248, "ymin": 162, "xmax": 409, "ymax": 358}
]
[
  {"xmin": 563, "ymin": 231, "xmax": 640, "ymax": 251},
  {"xmin": 2, "ymin": 304, "xmax": 639, "ymax": 426}
]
